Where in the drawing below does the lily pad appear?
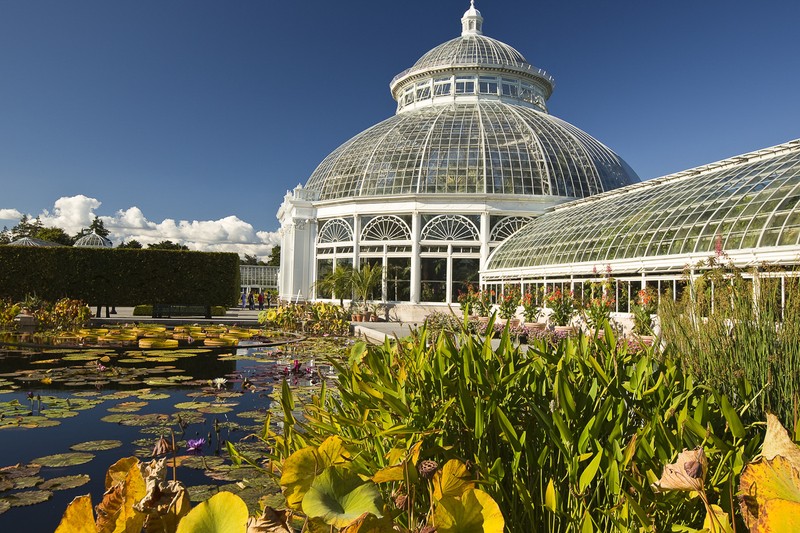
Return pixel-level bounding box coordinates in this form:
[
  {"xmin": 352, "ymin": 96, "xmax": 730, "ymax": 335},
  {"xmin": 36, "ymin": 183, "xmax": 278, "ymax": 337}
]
[
  {"xmin": 39, "ymin": 474, "xmax": 91, "ymax": 491},
  {"xmin": 12, "ymin": 475, "xmax": 44, "ymax": 489},
  {"xmin": 31, "ymin": 452, "xmax": 95, "ymax": 468},
  {"xmin": 0, "ymin": 499, "xmax": 9, "ymax": 515},
  {"xmin": 108, "ymin": 401, "xmax": 148, "ymax": 413},
  {"xmin": 3, "ymin": 489, "xmax": 53, "ymax": 507},
  {"xmin": 176, "ymin": 455, "xmax": 225, "ymax": 470},
  {"xmin": 70, "ymin": 440, "xmax": 123, "ymax": 452},
  {"xmin": 138, "ymin": 393, "xmax": 170, "ymax": 400},
  {"xmin": 186, "ymin": 484, "xmax": 220, "ymax": 502}
]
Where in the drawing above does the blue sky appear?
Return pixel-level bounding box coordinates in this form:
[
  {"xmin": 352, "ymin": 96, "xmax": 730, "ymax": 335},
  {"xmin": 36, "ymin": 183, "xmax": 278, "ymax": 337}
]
[{"xmin": 1, "ymin": 0, "xmax": 798, "ymax": 256}]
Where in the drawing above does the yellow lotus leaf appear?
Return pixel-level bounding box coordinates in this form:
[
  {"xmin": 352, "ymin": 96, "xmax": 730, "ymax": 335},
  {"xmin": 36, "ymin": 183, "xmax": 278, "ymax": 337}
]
[
  {"xmin": 652, "ymin": 447, "xmax": 706, "ymax": 492},
  {"xmin": 371, "ymin": 464, "xmax": 406, "ymax": 484},
  {"xmin": 433, "ymin": 489, "xmax": 505, "ymax": 533},
  {"xmin": 95, "ymin": 457, "xmax": 146, "ymax": 533},
  {"xmin": 740, "ymin": 455, "xmax": 800, "ymax": 529},
  {"xmin": 317, "ymin": 435, "xmax": 351, "ymax": 467},
  {"xmin": 280, "ymin": 446, "xmax": 326, "ymax": 511},
  {"xmin": 762, "ymin": 414, "xmax": 800, "ymax": 467},
  {"xmin": 433, "ymin": 459, "xmax": 474, "ymax": 500},
  {"xmin": 702, "ymin": 504, "xmax": 733, "ymax": 533},
  {"xmin": 757, "ymin": 498, "xmax": 800, "ymax": 533},
  {"xmin": 54, "ymin": 494, "xmax": 95, "ymax": 533},
  {"xmin": 176, "ymin": 491, "xmax": 248, "ymax": 533}
]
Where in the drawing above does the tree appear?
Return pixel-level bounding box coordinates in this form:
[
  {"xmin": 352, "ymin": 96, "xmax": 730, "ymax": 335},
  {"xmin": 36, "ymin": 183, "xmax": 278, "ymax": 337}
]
[
  {"xmin": 241, "ymin": 253, "xmax": 266, "ymax": 265},
  {"xmin": 148, "ymin": 240, "xmax": 189, "ymax": 251},
  {"xmin": 352, "ymin": 262, "xmax": 382, "ymax": 311},
  {"xmin": 117, "ymin": 239, "xmax": 143, "ymax": 249},
  {"xmin": 10, "ymin": 215, "xmax": 43, "ymax": 241},
  {"xmin": 34, "ymin": 227, "xmax": 75, "ymax": 246},
  {"xmin": 315, "ymin": 265, "xmax": 354, "ymax": 308},
  {"xmin": 267, "ymin": 245, "xmax": 280, "ymax": 267},
  {"xmin": 0, "ymin": 226, "xmax": 10, "ymax": 244},
  {"xmin": 75, "ymin": 216, "xmax": 110, "ymax": 240}
]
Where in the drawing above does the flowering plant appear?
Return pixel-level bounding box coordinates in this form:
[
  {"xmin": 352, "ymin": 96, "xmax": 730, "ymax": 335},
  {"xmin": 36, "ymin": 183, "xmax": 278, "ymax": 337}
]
[
  {"xmin": 545, "ymin": 288, "xmax": 575, "ymax": 326},
  {"xmin": 584, "ymin": 295, "xmax": 615, "ymax": 328},
  {"xmin": 521, "ymin": 289, "xmax": 541, "ymax": 322},
  {"xmin": 474, "ymin": 288, "xmax": 495, "ymax": 317},
  {"xmin": 631, "ymin": 288, "xmax": 657, "ymax": 335},
  {"xmin": 457, "ymin": 284, "xmax": 480, "ymax": 315},
  {"xmin": 498, "ymin": 287, "xmax": 520, "ymax": 319}
]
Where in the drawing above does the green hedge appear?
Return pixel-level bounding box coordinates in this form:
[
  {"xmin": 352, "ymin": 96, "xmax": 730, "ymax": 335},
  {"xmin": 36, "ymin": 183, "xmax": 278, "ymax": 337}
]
[{"xmin": 0, "ymin": 247, "xmax": 240, "ymax": 306}]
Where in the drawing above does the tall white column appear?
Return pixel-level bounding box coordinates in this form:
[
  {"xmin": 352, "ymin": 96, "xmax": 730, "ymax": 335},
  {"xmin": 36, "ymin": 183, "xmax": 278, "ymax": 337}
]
[
  {"xmin": 410, "ymin": 212, "xmax": 421, "ymax": 303},
  {"xmin": 480, "ymin": 212, "xmax": 491, "ymax": 286}
]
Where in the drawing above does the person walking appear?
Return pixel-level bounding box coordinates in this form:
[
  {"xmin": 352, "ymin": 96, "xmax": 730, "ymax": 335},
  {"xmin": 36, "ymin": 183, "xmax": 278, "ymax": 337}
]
[
  {"xmin": 241, "ymin": 290, "xmax": 246, "ymax": 309},
  {"xmin": 258, "ymin": 291, "xmax": 264, "ymax": 311},
  {"xmin": 248, "ymin": 291, "xmax": 255, "ymax": 310}
]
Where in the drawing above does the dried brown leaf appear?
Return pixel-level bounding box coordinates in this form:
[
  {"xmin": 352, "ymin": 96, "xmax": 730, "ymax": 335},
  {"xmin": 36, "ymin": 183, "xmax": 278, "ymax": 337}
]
[
  {"xmin": 246, "ymin": 506, "xmax": 293, "ymax": 533},
  {"xmin": 652, "ymin": 447, "xmax": 707, "ymax": 492}
]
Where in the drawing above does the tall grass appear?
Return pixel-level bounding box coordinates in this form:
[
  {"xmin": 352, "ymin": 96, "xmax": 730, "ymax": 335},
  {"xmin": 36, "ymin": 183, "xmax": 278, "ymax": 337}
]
[{"xmin": 659, "ymin": 261, "xmax": 800, "ymax": 425}]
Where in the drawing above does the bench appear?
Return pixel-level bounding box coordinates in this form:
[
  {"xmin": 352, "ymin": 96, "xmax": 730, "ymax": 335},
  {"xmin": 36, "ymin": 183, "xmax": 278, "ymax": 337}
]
[{"xmin": 151, "ymin": 304, "xmax": 212, "ymax": 319}]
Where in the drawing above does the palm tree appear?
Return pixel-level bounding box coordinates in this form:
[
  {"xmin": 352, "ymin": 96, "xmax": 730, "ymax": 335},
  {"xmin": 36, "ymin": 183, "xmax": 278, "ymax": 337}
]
[
  {"xmin": 352, "ymin": 262, "xmax": 382, "ymax": 312},
  {"xmin": 315, "ymin": 265, "xmax": 355, "ymax": 308}
]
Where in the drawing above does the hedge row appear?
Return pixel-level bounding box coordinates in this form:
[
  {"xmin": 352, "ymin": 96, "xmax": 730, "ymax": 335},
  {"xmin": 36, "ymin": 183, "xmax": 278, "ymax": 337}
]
[{"xmin": 0, "ymin": 247, "xmax": 240, "ymax": 306}]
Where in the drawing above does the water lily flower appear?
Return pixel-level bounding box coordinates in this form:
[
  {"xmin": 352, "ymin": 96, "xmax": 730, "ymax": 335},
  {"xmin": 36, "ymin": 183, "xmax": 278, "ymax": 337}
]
[
  {"xmin": 186, "ymin": 438, "xmax": 205, "ymax": 452},
  {"xmin": 211, "ymin": 377, "xmax": 227, "ymax": 390}
]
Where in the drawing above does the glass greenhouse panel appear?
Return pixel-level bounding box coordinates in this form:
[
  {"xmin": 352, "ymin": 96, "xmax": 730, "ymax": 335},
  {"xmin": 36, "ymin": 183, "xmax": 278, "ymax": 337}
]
[{"xmin": 488, "ymin": 142, "xmax": 800, "ymax": 270}]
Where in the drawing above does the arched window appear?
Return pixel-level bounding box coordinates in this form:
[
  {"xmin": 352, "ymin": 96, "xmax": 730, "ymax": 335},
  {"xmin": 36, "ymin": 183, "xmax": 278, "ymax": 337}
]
[
  {"xmin": 490, "ymin": 216, "xmax": 534, "ymax": 242},
  {"xmin": 421, "ymin": 215, "xmax": 479, "ymax": 241},
  {"xmin": 317, "ymin": 218, "xmax": 353, "ymax": 243},
  {"xmin": 361, "ymin": 215, "xmax": 411, "ymax": 241}
]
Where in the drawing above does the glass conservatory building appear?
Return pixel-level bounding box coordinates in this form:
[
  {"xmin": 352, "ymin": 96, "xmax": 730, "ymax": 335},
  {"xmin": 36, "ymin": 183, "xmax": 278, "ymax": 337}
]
[
  {"xmin": 482, "ymin": 139, "xmax": 800, "ymax": 309},
  {"xmin": 277, "ymin": 3, "xmax": 639, "ymax": 312}
]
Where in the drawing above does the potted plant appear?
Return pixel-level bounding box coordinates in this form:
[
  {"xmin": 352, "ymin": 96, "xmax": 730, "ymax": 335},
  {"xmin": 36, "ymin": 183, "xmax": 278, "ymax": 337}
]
[
  {"xmin": 546, "ymin": 288, "xmax": 575, "ymax": 332},
  {"xmin": 521, "ymin": 289, "xmax": 543, "ymax": 330},
  {"xmin": 498, "ymin": 287, "xmax": 520, "ymax": 326},
  {"xmin": 631, "ymin": 287, "xmax": 657, "ymax": 343},
  {"xmin": 584, "ymin": 295, "xmax": 614, "ymax": 336},
  {"xmin": 475, "ymin": 288, "xmax": 495, "ymax": 323},
  {"xmin": 352, "ymin": 263, "xmax": 382, "ymax": 317},
  {"xmin": 457, "ymin": 284, "xmax": 480, "ymax": 316}
]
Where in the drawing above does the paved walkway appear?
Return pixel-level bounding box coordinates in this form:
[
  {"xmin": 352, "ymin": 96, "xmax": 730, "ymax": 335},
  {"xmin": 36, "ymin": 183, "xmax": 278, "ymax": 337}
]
[{"xmin": 90, "ymin": 306, "xmax": 420, "ymax": 344}]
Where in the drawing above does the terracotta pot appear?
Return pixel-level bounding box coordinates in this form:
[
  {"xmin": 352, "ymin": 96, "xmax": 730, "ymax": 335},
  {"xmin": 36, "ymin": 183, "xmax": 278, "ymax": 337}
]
[
  {"xmin": 508, "ymin": 319, "xmax": 521, "ymax": 328},
  {"xmin": 554, "ymin": 325, "xmax": 576, "ymax": 335},
  {"xmin": 525, "ymin": 322, "xmax": 545, "ymax": 330},
  {"xmin": 637, "ymin": 335, "xmax": 655, "ymax": 346},
  {"xmin": 478, "ymin": 316, "xmax": 490, "ymax": 325}
]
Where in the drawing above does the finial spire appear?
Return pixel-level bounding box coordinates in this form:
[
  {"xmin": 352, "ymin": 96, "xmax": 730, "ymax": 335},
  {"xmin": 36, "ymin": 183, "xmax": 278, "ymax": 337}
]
[{"xmin": 461, "ymin": 1, "xmax": 483, "ymax": 36}]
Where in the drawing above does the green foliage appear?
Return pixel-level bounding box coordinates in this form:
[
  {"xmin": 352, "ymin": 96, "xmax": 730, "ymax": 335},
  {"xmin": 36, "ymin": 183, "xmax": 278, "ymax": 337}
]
[
  {"xmin": 267, "ymin": 245, "xmax": 280, "ymax": 267},
  {"xmin": 0, "ymin": 298, "xmax": 20, "ymax": 328},
  {"xmin": 243, "ymin": 323, "xmax": 762, "ymax": 531},
  {"xmin": 497, "ymin": 286, "xmax": 520, "ymax": 319},
  {"xmin": 117, "ymin": 239, "xmax": 143, "ymax": 249},
  {"xmin": 259, "ymin": 302, "xmax": 350, "ymax": 335},
  {"xmin": 0, "ymin": 246, "xmax": 240, "ymax": 306},
  {"xmin": 659, "ymin": 261, "xmax": 800, "ymax": 423},
  {"xmin": 147, "ymin": 240, "xmax": 189, "ymax": 250}
]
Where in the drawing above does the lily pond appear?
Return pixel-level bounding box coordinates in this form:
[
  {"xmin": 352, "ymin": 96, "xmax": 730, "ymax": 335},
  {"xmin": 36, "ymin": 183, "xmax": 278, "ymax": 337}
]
[{"xmin": 0, "ymin": 326, "xmax": 347, "ymax": 531}]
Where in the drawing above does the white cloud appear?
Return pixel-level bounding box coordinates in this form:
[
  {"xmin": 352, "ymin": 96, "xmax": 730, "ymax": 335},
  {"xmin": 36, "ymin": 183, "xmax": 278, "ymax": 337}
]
[
  {"xmin": 14, "ymin": 195, "xmax": 280, "ymax": 260},
  {"xmin": 0, "ymin": 208, "xmax": 23, "ymax": 220}
]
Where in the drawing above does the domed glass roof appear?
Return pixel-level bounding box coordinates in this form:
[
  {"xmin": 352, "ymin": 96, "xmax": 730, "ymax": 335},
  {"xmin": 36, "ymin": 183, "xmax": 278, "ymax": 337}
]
[
  {"xmin": 74, "ymin": 232, "xmax": 113, "ymax": 248},
  {"xmin": 305, "ymin": 3, "xmax": 638, "ymax": 202},
  {"xmin": 305, "ymin": 101, "xmax": 638, "ymax": 200}
]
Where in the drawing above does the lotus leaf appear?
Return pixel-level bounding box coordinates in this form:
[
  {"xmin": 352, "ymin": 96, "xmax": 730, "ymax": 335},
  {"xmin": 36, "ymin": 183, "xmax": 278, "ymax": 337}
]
[
  {"xmin": 301, "ymin": 466, "xmax": 383, "ymax": 528},
  {"xmin": 31, "ymin": 452, "xmax": 94, "ymax": 468},
  {"xmin": 70, "ymin": 440, "xmax": 123, "ymax": 452},
  {"xmin": 432, "ymin": 489, "xmax": 505, "ymax": 533},
  {"xmin": 55, "ymin": 494, "xmax": 97, "ymax": 533},
  {"xmin": 175, "ymin": 490, "xmax": 249, "ymax": 533},
  {"xmin": 39, "ymin": 474, "xmax": 91, "ymax": 491},
  {"xmin": 432, "ymin": 459, "xmax": 474, "ymax": 500}
]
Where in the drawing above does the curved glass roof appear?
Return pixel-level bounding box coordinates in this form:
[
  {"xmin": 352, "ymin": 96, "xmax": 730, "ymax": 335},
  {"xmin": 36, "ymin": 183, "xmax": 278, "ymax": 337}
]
[
  {"xmin": 412, "ymin": 35, "xmax": 529, "ymax": 73},
  {"xmin": 74, "ymin": 232, "xmax": 113, "ymax": 248},
  {"xmin": 305, "ymin": 101, "xmax": 638, "ymax": 200},
  {"xmin": 487, "ymin": 140, "xmax": 800, "ymax": 271}
]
